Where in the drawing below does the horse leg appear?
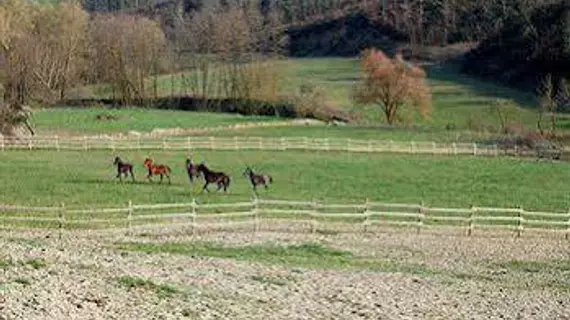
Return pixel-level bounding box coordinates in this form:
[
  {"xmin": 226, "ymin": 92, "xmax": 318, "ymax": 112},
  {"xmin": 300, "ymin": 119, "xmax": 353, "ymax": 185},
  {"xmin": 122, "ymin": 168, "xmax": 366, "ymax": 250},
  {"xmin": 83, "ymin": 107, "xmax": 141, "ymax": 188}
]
[
  {"xmin": 159, "ymin": 174, "xmax": 163, "ymax": 184},
  {"xmin": 129, "ymin": 169, "xmax": 135, "ymax": 182},
  {"xmin": 202, "ymin": 182, "xmax": 210, "ymax": 192},
  {"xmin": 167, "ymin": 174, "xmax": 171, "ymax": 185}
]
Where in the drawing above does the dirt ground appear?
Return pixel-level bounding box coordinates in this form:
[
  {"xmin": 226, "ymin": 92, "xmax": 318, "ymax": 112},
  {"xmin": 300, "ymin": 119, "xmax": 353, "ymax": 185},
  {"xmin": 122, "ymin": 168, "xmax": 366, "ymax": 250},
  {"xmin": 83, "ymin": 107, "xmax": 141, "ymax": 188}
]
[{"xmin": 1, "ymin": 224, "xmax": 570, "ymax": 320}]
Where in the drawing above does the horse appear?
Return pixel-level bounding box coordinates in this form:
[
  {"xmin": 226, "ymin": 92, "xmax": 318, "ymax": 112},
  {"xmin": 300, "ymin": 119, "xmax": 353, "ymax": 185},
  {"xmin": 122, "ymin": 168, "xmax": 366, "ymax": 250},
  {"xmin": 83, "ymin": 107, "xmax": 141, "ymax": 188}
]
[
  {"xmin": 185, "ymin": 157, "xmax": 200, "ymax": 183},
  {"xmin": 143, "ymin": 158, "xmax": 172, "ymax": 184},
  {"xmin": 113, "ymin": 156, "xmax": 135, "ymax": 182},
  {"xmin": 196, "ymin": 163, "xmax": 231, "ymax": 192},
  {"xmin": 242, "ymin": 166, "xmax": 273, "ymax": 193}
]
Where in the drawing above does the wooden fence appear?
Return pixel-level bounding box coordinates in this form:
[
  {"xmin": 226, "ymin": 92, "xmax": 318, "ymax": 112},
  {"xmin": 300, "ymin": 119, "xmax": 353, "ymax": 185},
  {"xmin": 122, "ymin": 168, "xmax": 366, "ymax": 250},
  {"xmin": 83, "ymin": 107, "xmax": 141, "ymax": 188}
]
[
  {"xmin": 0, "ymin": 134, "xmax": 531, "ymax": 157},
  {"xmin": 1, "ymin": 198, "xmax": 569, "ymax": 239}
]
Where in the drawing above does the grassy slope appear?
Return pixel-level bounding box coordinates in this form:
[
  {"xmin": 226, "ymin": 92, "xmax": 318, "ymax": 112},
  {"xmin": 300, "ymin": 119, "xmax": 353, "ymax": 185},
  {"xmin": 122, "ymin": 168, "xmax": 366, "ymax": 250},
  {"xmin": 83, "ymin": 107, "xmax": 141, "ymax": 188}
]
[
  {"xmin": 49, "ymin": 57, "xmax": 549, "ymax": 140},
  {"xmin": 31, "ymin": 107, "xmax": 280, "ymax": 136},
  {"xmin": 2, "ymin": 150, "xmax": 569, "ymax": 211}
]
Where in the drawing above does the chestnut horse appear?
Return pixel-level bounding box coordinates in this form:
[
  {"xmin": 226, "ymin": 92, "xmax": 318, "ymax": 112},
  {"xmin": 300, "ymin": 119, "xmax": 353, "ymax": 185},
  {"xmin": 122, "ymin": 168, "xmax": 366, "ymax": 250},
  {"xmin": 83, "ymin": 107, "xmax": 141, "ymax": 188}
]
[
  {"xmin": 196, "ymin": 163, "xmax": 231, "ymax": 192},
  {"xmin": 185, "ymin": 157, "xmax": 200, "ymax": 183},
  {"xmin": 113, "ymin": 156, "xmax": 135, "ymax": 182},
  {"xmin": 143, "ymin": 158, "xmax": 172, "ymax": 184},
  {"xmin": 242, "ymin": 166, "xmax": 272, "ymax": 193}
]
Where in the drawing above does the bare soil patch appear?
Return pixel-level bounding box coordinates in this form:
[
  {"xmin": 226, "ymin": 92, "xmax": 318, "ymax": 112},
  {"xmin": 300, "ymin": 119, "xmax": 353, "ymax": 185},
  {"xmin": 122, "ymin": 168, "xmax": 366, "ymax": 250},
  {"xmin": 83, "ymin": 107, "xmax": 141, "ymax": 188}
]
[{"xmin": 2, "ymin": 226, "xmax": 569, "ymax": 320}]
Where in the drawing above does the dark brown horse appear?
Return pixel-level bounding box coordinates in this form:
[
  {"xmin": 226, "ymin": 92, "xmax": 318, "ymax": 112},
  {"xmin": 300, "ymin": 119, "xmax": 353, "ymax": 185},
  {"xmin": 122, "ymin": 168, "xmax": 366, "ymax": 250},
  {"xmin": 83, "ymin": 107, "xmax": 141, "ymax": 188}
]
[
  {"xmin": 143, "ymin": 158, "xmax": 172, "ymax": 184},
  {"xmin": 243, "ymin": 166, "xmax": 272, "ymax": 193},
  {"xmin": 185, "ymin": 157, "xmax": 200, "ymax": 183},
  {"xmin": 113, "ymin": 156, "xmax": 135, "ymax": 182},
  {"xmin": 196, "ymin": 163, "xmax": 231, "ymax": 192}
]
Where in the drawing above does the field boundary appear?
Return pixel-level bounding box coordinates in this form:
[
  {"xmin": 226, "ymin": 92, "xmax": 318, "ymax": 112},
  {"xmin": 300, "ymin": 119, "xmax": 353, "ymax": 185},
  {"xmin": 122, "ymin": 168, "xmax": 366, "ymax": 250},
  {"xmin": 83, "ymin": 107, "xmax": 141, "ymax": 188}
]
[
  {"xmin": 0, "ymin": 134, "xmax": 539, "ymax": 157},
  {"xmin": 2, "ymin": 198, "xmax": 569, "ymax": 239}
]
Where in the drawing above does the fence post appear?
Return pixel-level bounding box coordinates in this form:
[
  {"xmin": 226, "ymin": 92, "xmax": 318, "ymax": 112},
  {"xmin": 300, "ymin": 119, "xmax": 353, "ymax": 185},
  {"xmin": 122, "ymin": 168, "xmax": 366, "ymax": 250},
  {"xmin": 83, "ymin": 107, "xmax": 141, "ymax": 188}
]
[
  {"xmin": 191, "ymin": 198, "xmax": 197, "ymax": 236},
  {"xmin": 209, "ymin": 137, "xmax": 214, "ymax": 150},
  {"xmin": 467, "ymin": 205, "xmax": 475, "ymax": 236},
  {"xmin": 452, "ymin": 142, "xmax": 457, "ymax": 155},
  {"xmin": 417, "ymin": 201, "xmax": 424, "ymax": 234},
  {"xmin": 325, "ymin": 138, "xmax": 330, "ymax": 151},
  {"xmin": 110, "ymin": 136, "xmax": 115, "ymax": 152},
  {"xmin": 83, "ymin": 135, "xmax": 88, "ymax": 151},
  {"xmin": 410, "ymin": 140, "xmax": 415, "ymax": 153},
  {"xmin": 473, "ymin": 143, "xmax": 477, "ymax": 156},
  {"xmin": 432, "ymin": 142, "xmax": 436, "ymax": 154},
  {"xmin": 28, "ymin": 136, "xmax": 33, "ymax": 150},
  {"xmin": 163, "ymin": 138, "xmax": 167, "ymax": 150},
  {"xmin": 363, "ymin": 198, "xmax": 370, "ymax": 233},
  {"xmin": 58, "ymin": 202, "xmax": 66, "ymax": 241},
  {"xmin": 494, "ymin": 144, "xmax": 498, "ymax": 156},
  {"xmin": 126, "ymin": 200, "xmax": 133, "ymax": 236},
  {"xmin": 368, "ymin": 140, "xmax": 372, "ymax": 153},
  {"xmin": 566, "ymin": 206, "xmax": 570, "ymax": 240},
  {"xmin": 311, "ymin": 199, "xmax": 318, "ymax": 234},
  {"xmin": 253, "ymin": 196, "xmax": 259, "ymax": 233},
  {"xmin": 234, "ymin": 136, "xmax": 239, "ymax": 150},
  {"xmin": 55, "ymin": 135, "xmax": 60, "ymax": 152},
  {"xmin": 517, "ymin": 207, "xmax": 524, "ymax": 238},
  {"xmin": 390, "ymin": 140, "xmax": 394, "ymax": 152},
  {"xmin": 280, "ymin": 137, "xmax": 286, "ymax": 151},
  {"xmin": 1, "ymin": 134, "xmax": 4, "ymax": 151},
  {"xmin": 137, "ymin": 136, "xmax": 141, "ymax": 151}
]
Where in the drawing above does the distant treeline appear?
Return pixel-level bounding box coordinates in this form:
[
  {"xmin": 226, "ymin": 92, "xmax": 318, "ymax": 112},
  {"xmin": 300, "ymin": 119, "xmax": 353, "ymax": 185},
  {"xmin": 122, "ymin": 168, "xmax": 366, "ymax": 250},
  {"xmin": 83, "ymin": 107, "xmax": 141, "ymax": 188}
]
[{"xmin": 82, "ymin": 0, "xmax": 561, "ymax": 47}]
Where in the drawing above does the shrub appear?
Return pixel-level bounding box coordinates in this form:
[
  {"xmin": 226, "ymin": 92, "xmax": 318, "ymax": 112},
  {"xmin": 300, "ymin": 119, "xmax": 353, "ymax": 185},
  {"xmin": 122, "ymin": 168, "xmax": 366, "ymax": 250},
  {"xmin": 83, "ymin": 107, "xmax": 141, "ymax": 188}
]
[{"xmin": 353, "ymin": 48, "xmax": 432, "ymax": 125}]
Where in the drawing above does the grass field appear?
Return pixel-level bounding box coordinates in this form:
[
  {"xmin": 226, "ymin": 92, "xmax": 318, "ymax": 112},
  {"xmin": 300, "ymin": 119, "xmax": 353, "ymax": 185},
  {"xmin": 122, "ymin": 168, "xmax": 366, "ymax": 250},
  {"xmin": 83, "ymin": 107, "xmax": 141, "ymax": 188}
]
[
  {"xmin": 147, "ymin": 58, "xmax": 542, "ymax": 128},
  {"xmin": 41, "ymin": 57, "xmax": 569, "ymax": 142},
  {"xmin": 2, "ymin": 149, "xmax": 569, "ymax": 211},
  {"xmin": 31, "ymin": 107, "xmax": 278, "ymax": 136}
]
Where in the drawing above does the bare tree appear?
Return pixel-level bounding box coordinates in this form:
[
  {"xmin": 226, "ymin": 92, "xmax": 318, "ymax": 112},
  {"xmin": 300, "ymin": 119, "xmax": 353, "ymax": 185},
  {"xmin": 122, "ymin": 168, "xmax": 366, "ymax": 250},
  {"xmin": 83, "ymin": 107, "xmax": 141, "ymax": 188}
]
[{"xmin": 353, "ymin": 48, "xmax": 431, "ymax": 125}]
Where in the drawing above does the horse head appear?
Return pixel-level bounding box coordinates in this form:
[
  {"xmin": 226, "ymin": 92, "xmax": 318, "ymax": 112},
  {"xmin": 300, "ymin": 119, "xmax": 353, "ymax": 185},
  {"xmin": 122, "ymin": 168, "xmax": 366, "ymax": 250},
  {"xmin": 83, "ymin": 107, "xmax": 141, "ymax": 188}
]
[
  {"xmin": 242, "ymin": 166, "xmax": 253, "ymax": 177},
  {"xmin": 113, "ymin": 156, "xmax": 121, "ymax": 165},
  {"xmin": 143, "ymin": 158, "xmax": 153, "ymax": 168}
]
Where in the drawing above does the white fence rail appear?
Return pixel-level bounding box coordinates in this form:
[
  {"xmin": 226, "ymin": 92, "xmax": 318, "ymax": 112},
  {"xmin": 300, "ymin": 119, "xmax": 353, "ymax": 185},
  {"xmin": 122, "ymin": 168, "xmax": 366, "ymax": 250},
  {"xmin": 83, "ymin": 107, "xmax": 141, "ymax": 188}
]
[
  {"xmin": 0, "ymin": 134, "xmax": 532, "ymax": 156},
  {"xmin": 1, "ymin": 199, "xmax": 569, "ymax": 239}
]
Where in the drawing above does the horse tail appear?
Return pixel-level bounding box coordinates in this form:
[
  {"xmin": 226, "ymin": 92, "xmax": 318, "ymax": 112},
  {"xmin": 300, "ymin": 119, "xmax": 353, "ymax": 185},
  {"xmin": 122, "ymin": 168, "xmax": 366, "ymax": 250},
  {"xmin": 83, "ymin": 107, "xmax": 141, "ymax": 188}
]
[
  {"xmin": 225, "ymin": 175, "xmax": 231, "ymax": 187},
  {"xmin": 165, "ymin": 166, "xmax": 172, "ymax": 174}
]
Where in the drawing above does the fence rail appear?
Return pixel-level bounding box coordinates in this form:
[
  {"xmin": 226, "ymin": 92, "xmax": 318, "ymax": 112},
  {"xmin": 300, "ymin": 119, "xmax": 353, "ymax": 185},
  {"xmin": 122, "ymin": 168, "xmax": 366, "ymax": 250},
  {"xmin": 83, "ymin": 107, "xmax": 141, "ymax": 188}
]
[
  {"xmin": 1, "ymin": 199, "xmax": 569, "ymax": 239},
  {"xmin": 0, "ymin": 134, "xmax": 549, "ymax": 157}
]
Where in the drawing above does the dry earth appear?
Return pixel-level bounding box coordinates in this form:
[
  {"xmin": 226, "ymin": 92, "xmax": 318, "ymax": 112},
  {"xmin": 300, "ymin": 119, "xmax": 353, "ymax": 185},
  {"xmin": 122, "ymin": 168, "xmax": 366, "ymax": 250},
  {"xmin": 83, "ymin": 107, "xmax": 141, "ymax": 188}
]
[{"xmin": 1, "ymin": 225, "xmax": 570, "ymax": 320}]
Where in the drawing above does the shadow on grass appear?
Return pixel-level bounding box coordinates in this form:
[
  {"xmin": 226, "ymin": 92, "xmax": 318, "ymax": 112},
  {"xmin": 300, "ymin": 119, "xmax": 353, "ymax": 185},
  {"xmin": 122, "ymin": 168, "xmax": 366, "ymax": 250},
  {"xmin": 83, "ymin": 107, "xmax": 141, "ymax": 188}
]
[{"xmin": 426, "ymin": 63, "xmax": 539, "ymax": 110}]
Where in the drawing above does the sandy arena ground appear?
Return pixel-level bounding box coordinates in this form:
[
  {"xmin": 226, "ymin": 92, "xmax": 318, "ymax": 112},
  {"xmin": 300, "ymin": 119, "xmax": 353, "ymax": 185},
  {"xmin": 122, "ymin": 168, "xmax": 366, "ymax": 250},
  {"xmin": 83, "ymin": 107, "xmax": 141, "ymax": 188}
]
[{"xmin": 1, "ymin": 224, "xmax": 570, "ymax": 320}]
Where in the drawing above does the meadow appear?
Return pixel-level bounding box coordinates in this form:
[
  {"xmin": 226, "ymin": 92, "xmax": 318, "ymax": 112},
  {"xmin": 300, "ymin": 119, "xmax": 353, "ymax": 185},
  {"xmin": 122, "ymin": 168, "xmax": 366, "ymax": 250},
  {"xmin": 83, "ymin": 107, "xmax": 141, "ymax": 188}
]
[
  {"xmin": 30, "ymin": 107, "xmax": 278, "ymax": 136},
  {"xmin": 2, "ymin": 149, "xmax": 569, "ymax": 211},
  {"xmin": 33, "ymin": 57, "xmax": 570, "ymax": 143}
]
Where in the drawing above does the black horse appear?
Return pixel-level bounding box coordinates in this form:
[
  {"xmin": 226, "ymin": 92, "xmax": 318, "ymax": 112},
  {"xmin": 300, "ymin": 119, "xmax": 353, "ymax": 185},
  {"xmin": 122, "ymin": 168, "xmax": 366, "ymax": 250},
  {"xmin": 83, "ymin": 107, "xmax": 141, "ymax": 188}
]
[
  {"xmin": 113, "ymin": 156, "xmax": 135, "ymax": 182},
  {"xmin": 243, "ymin": 166, "xmax": 273, "ymax": 193},
  {"xmin": 185, "ymin": 157, "xmax": 200, "ymax": 183},
  {"xmin": 196, "ymin": 163, "xmax": 231, "ymax": 192}
]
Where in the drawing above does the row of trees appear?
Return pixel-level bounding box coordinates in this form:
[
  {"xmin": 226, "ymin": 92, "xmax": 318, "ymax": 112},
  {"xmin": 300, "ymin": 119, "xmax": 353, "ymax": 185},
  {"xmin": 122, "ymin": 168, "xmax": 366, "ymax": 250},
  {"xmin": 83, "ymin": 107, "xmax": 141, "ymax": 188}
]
[
  {"xmin": 0, "ymin": 0, "xmax": 287, "ymax": 107},
  {"xmin": 81, "ymin": 0, "xmax": 562, "ymax": 47}
]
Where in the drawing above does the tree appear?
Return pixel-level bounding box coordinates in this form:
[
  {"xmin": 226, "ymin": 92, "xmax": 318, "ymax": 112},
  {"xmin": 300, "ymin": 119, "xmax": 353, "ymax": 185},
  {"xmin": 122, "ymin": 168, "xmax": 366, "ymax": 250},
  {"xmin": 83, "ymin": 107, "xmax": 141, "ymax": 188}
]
[
  {"xmin": 353, "ymin": 48, "xmax": 431, "ymax": 125},
  {"xmin": 88, "ymin": 14, "xmax": 168, "ymax": 104}
]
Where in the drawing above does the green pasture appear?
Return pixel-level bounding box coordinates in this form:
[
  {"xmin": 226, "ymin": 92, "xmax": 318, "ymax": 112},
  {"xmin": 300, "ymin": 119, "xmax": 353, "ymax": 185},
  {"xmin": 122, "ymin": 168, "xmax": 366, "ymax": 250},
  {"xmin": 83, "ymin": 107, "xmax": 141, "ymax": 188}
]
[
  {"xmin": 42, "ymin": 57, "xmax": 564, "ymax": 140},
  {"xmin": 31, "ymin": 107, "xmax": 278, "ymax": 136},
  {"xmin": 1, "ymin": 149, "xmax": 569, "ymax": 212}
]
